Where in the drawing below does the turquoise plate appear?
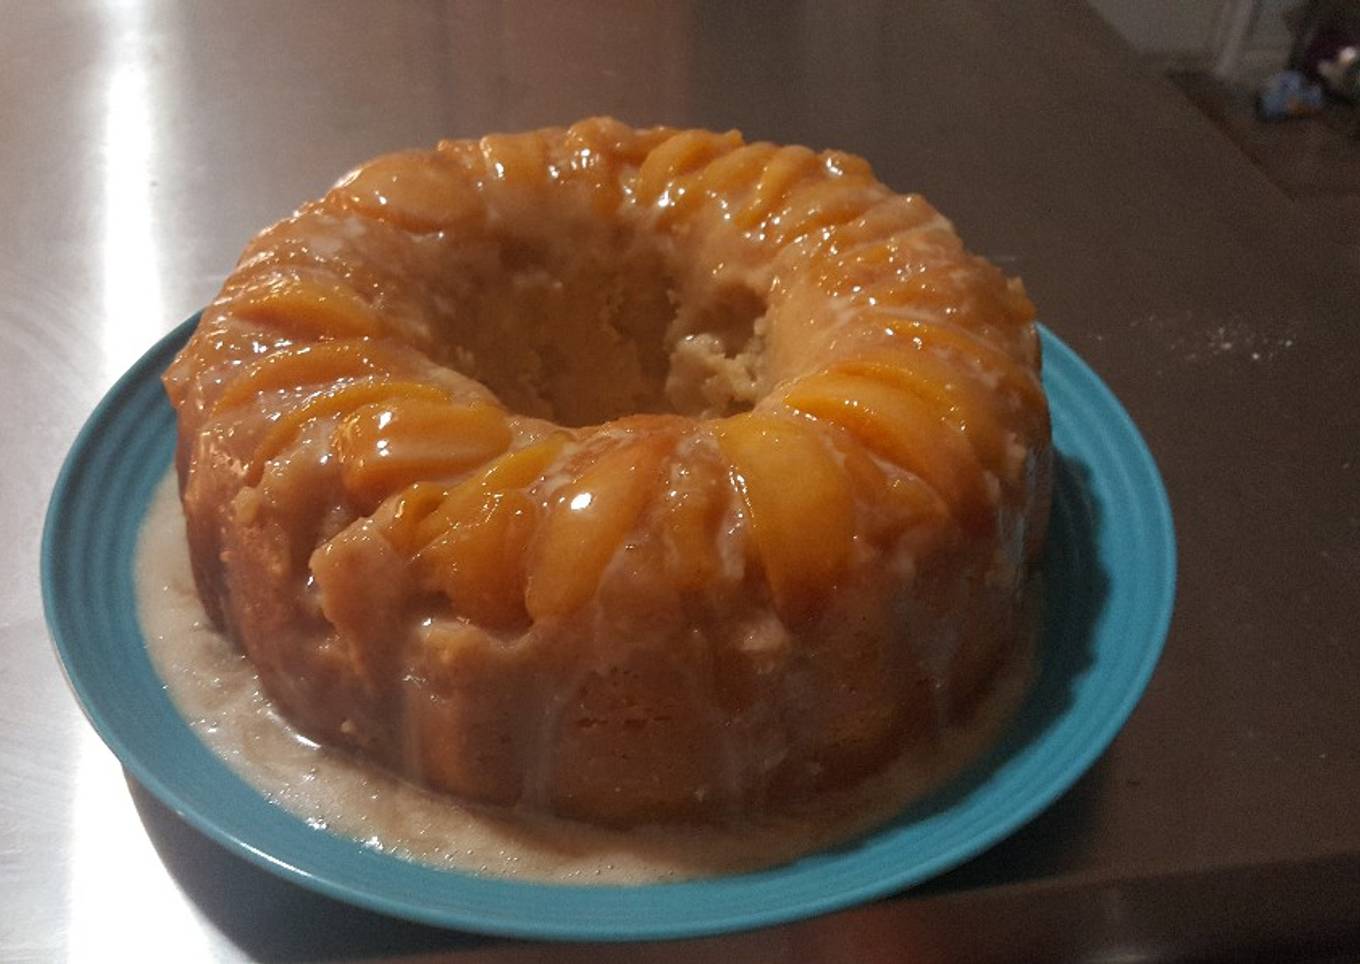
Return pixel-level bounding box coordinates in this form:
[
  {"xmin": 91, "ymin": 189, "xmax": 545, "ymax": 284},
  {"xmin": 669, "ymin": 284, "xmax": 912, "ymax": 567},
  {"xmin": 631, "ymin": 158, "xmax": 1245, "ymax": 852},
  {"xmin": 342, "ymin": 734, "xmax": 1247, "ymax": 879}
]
[{"xmin": 42, "ymin": 316, "xmax": 1175, "ymax": 941}]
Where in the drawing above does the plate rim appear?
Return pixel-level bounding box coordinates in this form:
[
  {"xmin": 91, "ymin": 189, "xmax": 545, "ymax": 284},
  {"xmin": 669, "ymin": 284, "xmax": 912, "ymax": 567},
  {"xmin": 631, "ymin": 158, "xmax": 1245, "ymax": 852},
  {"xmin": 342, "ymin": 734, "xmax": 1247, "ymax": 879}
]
[{"xmin": 41, "ymin": 317, "xmax": 1176, "ymax": 942}]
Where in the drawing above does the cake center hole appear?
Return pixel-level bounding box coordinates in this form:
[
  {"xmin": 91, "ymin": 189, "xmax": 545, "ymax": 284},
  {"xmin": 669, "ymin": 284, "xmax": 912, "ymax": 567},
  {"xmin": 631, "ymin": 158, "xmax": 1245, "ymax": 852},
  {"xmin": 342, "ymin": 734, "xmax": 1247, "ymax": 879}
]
[{"xmin": 428, "ymin": 227, "xmax": 767, "ymax": 427}]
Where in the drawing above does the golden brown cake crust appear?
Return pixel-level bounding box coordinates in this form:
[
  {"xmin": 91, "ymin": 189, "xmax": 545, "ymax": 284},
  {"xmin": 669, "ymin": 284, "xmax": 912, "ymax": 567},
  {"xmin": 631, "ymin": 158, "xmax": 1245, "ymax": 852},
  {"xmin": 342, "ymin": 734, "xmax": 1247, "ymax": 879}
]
[{"xmin": 163, "ymin": 118, "xmax": 1051, "ymax": 826}]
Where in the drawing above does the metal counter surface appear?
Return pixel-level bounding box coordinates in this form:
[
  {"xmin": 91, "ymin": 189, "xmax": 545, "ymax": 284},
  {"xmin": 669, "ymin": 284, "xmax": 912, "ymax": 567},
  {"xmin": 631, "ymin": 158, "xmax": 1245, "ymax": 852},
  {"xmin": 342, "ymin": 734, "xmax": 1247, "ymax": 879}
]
[{"xmin": 4, "ymin": 2, "xmax": 1358, "ymax": 960}]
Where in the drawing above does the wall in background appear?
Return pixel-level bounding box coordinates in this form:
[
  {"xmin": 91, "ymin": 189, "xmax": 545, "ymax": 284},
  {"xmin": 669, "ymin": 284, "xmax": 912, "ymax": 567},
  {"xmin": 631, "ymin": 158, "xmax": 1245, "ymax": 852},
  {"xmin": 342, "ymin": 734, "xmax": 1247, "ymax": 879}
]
[{"xmin": 1086, "ymin": 0, "xmax": 1298, "ymax": 79}]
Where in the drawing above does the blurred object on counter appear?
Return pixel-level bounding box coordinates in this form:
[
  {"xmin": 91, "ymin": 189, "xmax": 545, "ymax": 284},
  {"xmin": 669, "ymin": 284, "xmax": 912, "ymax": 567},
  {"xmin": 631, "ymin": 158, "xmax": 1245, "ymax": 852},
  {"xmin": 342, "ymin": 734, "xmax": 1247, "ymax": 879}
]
[
  {"xmin": 1317, "ymin": 44, "xmax": 1360, "ymax": 99},
  {"xmin": 1289, "ymin": 0, "xmax": 1360, "ymax": 99},
  {"xmin": 1257, "ymin": 69, "xmax": 1327, "ymax": 117}
]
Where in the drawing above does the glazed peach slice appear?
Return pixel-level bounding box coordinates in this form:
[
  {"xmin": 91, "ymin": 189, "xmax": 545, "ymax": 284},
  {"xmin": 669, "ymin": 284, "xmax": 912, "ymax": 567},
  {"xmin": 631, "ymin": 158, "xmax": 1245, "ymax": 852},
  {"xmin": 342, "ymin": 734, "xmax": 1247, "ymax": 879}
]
[
  {"xmin": 561, "ymin": 120, "xmax": 669, "ymax": 216},
  {"xmin": 833, "ymin": 350, "xmax": 1013, "ymax": 477},
  {"xmin": 416, "ymin": 490, "xmax": 539, "ymax": 629},
  {"xmin": 172, "ymin": 321, "xmax": 283, "ymax": 382},
  {"xmin": 866, "ymin": 316, "xmax": 1046, "ymax": 412},
  {"xmin": 766, "ymin": 178, "xmax": 882, "ymax": 248},
  {"xmin": 229, "ymin": 270, "xmax": 384, "ymax": 339},
  {"xmin": 327, "ymin": 151, "xmax": 481, "ymax": 233},
  {"xmin": 525, "ymin": 434, "xmax": 674, "ymax": 620},
  {"xmin": 412, "ymin": 435, "xmax": 569, "ymax": 550},
  {"xmin": 693, "ymin": 143, "xmax": 778, "ymax": 200},
  {"xmin": 635, "ymin": 129, "xmax": 742, "ymax": 214},
  {"xmin": 714, "ymin": 413, "xmax": 855, "ymax": 619},
  {"xmin": 652, "ymin": 142, "xmax": 761, "ymax": 224},
  {"xmin": 396, "ymin": 438, "xmax": 571, "ymax": 625},
  {"xmin": 732, "ymin": 145, "xmax": 820, "ymax": 232},
  {"xmin": 783, "ymin": 371, "xmax": 991, "ymax": 529},
  {"xmin": 808, "ymin": 226, "xmax": 962, "ymax": 298},
  {"xmin": 210, "ymin": 339, "xmax": 409, "ymax": 415},
  {"xmin": 331, "ymin": 398, "xmax": 512, "ymax": 508},
  {"xmin": 837, "ymin": 439, "xmax": 949, "ymax": 547},
  {"xmin": 565, "ymin": 117, "xmax": 676, "ymax": 170},
  {"xmin": 865, "ymin": 260, "xmax": 1035, "ymax": 332},
  {"xmin": 659, "ymin": 142, "xmax": 775, "ymax": 224},
  {"xmin": 659, "ymin": 453, "xmax": 729, "ymax": 592},
  {"xmin": 245, "ymin": 378, "xmax": 447, "ymax": 485},
  {"xmin": 478, "ymin": 131, "xmax": 551, "ymax": 186},
  {"xmin": 368, "ymin": 481, "xmax": 452, "ymax": 556}
]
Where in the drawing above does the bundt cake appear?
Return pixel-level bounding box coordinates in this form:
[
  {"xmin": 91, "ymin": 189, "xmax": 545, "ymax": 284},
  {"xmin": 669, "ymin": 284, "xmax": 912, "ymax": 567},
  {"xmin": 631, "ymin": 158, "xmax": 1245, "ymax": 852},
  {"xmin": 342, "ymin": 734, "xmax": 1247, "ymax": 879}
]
[{"xmin": 162, "ymin": 117, "xmax": 1051, "ymax": 827}]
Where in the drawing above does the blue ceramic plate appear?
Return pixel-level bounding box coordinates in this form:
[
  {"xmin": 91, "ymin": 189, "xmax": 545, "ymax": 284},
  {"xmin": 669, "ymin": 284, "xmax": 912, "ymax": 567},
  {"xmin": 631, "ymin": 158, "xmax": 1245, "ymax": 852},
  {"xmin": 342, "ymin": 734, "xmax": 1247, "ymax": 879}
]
[{"xmin": 42, "ymin": 316, "xmax": 1175, "ymax": 941}]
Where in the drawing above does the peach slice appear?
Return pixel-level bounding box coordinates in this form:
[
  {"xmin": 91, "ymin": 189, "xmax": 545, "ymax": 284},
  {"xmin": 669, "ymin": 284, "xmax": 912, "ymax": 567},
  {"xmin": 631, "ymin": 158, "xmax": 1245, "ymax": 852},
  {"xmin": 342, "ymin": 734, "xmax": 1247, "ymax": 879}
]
[
  {"xmin": 647, "ymin": 145, "xmax": 756, "ymax": 224},
  {"xmin": 696, "ymin": 143, "xmax": 779, "ymax": 201},
  {"xmin": 210, "ymin": 339, "xmax": 407, "ymax": 415},
  {"xmin": 525, "ymin": 434, "xmax": 673, "ymax": 620},
  {"xmin": 229, "ymin": 270, "xmax": 384, "ymax": 339},
  {"xmin": 767, "ymin": 180, "xmax": 880, "ymax": 248},
  {"xmin": 369, "ymin": 481, "xmax": 452, "ymax": 556},
  {"xmin": 872, "ymin": 317, "xmax": 1046, "ymax": 412},
  {"xmin": 658, "ymin": 143, "xmax": 778, "ymax": 225},
  {"xmin": 563, "ymin": 117, "xmax": 675, "ymax": 170},
  {"xmin": 412, "ymin": 434, "xmax": 569, "ymax": 550},
  {"xmin": 783, "ymin": 371, "xmax": 991, "ymax": 528},
  {"xmin": 837, "ymin": 439, "xmax": 949, "ymax": 546},
  {"xmin": 714, "ymin": 413, "xmax": 854, "ymax": 619},
  {"xmin": 165, "ymin": 322, "xmax": 289, "ymax": 410},
  {"xmin": 659, "ymin": 454, "xmax": 728, "ymax": 592},
  {"xmin": 818, "ymin": 225, "xmax": 962, "ymax": 291},
  {"xmin": 557, "ymin": 120, "xmax": 659, "ymax": 217},
  {"xmin": 821, "ymin": 149, "xmax": 875, "ymax": 181},
  {"xmin": 328, "ymin": 151, "xmax": 481, "ymax": 233},
  {"xmin": 635, "ymin": 129, "xmax": 743, "ymax": 209},
  {"xmin": 867, "ymin": 260, "xmax": 1033, "ymax": 333},
  {"xmin": 834, "ymin": 350, "xmax": 1011, "ymax": 476},
  {"xmin": 733, "ymin": 145, "xmax": 819, "ymax": 232},
  {"xmin": 245, "ymin": 378, "xmax": 447, "ymax": 485},
  {"xmin": 478, "ymin": 131, "xmax": 551, "ymax": 186},
  {"xmin": 416, "ymin": 490, "xmax": 538, "ymax": 629},
  {"xmin": 332, "ymin": 398, "xmax": 512, "ymax": 508},
  {"xmin": 813, "ymin": 195, "xmax": 939, "ymax": 262}
]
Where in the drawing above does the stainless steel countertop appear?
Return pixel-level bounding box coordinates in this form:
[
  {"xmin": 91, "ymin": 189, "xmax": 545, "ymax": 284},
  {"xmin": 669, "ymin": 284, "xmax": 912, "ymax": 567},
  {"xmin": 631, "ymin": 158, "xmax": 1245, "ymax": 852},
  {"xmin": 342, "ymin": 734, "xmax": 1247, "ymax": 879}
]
[{"xmin": 5, "ymin": 2, "xmax": 1359, "ymax": 960}]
